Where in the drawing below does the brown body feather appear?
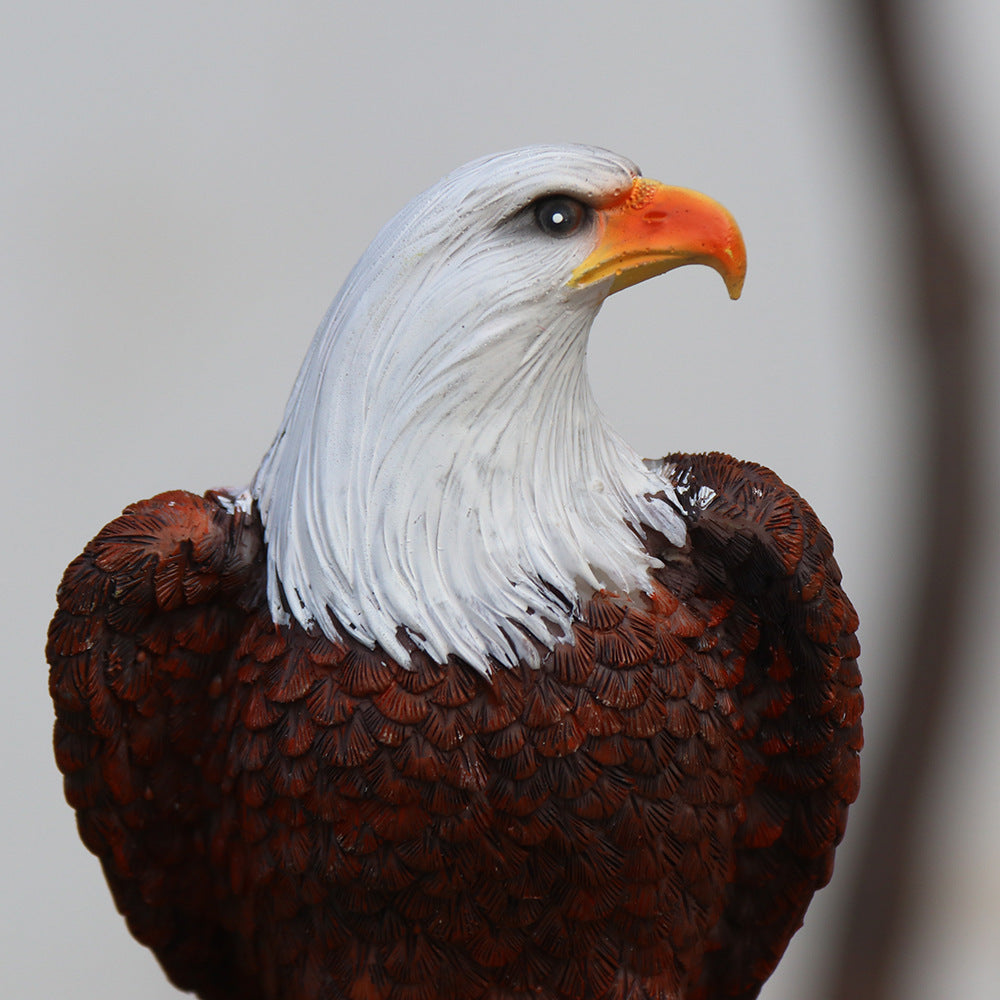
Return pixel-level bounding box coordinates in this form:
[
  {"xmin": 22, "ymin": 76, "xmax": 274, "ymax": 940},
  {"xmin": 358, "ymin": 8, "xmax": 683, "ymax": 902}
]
[{"xmin": 47, "ymin": 453, "xmax": 861, "ymax": 1000}]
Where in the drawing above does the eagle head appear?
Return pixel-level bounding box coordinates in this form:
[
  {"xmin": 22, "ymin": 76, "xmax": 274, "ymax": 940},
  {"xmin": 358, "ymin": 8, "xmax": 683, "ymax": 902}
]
[{"xmin": 252, "ymin": 145, "xmax": 745, "ymax": 672}]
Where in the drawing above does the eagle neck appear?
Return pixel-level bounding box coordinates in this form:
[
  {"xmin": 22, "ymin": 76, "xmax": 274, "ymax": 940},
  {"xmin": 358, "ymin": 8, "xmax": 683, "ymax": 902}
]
[{"xmin": 253, "ymin": 266, "xmax": 686, "ymax": 674}]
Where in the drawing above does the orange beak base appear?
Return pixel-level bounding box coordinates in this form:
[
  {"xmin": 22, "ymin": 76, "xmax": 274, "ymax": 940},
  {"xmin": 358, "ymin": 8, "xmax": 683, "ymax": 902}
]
[{"xmin": 570, "ymin": 178, "xmax": 746, "ymax": 299}]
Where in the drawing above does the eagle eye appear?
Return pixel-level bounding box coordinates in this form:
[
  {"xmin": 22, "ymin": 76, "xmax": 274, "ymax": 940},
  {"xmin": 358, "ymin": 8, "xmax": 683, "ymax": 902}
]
[{"xmin": 533, "ymin": 196, "xmax": 587, "ymax": 238}]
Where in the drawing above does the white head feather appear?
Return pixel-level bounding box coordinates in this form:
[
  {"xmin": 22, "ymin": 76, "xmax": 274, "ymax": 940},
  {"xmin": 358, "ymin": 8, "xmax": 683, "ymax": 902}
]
[{"xmin": 252, "ymin": 145, "xmax": 687, "ymax": 673}]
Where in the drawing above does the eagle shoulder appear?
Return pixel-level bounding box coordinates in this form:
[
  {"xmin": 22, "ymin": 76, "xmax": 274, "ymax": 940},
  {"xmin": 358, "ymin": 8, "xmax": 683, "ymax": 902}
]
[
  {"xmin": 659, "ymin": 452, "xmax": 863, "ymax": 1000},
  {"xmin": 46, "ymin": 490, "xmax": 265, "ymax": 1000}
]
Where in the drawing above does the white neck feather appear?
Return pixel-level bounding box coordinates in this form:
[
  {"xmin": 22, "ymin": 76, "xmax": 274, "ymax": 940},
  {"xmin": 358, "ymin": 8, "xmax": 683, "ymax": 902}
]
[{"xmin": 252, "ymin": 146, "xmax": 687, "ymax": 673}]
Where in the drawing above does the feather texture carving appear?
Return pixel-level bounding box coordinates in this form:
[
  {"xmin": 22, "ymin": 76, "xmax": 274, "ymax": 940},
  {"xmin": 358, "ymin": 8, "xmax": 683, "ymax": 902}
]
[{"xmin": 49, "ymin": 454, "xmax": 861, "ymax": 1000}]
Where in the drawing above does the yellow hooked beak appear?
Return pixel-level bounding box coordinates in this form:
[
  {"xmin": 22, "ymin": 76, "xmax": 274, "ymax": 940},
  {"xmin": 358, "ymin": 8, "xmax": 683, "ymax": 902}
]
[{"xmin": 570, "ymin": 178, "xmax": 746, "ymax": 299}]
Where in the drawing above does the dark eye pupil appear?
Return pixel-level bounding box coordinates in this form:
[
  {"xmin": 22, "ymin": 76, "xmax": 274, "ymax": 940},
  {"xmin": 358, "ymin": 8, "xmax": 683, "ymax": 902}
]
[{"xmin": 535, "ymin": 197, "xmax": 585, "ymax": 237}]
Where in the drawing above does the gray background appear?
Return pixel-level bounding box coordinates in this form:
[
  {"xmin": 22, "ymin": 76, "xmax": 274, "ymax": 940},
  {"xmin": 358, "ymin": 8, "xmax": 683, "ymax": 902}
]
[{"xmin": 3, "ymin": 3, "xmax": 998, "ymax": 998}]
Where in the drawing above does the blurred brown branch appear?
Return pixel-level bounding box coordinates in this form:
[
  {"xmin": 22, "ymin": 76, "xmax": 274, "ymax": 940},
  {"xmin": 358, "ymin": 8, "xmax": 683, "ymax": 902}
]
[{"xmin": 824, "ymin": 3, "xmax": 986, "ymax": 999}]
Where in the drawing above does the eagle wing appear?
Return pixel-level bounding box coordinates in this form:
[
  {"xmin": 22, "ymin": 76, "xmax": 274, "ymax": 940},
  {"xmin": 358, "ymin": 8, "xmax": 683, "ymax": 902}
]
[
  {"xmin": 47, "ymin": 491, "xmax": 265, "ymax": 1000},
  {"xmin": 661, "ymin": 452, "xmax": 863, "ymax": 1000}
]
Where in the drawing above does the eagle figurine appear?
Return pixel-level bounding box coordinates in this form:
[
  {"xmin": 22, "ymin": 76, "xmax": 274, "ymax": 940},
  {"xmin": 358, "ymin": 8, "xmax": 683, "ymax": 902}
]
[{"xmin": 48, "ymin": 145, "xmax": 862, "ymax": 1000}]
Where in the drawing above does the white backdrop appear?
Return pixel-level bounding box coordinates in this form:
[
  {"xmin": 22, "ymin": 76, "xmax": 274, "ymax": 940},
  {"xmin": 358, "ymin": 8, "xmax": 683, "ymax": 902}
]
[{"xmin": 2, "ymin": 3, "xmax": 997, "ymax": 998}]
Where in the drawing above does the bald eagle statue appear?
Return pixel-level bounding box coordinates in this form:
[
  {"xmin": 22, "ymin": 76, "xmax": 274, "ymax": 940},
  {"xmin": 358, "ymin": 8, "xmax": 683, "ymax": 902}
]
[{"xmin": 48, "ymin": 145, "xmax": 862, "ymax": 1000}]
